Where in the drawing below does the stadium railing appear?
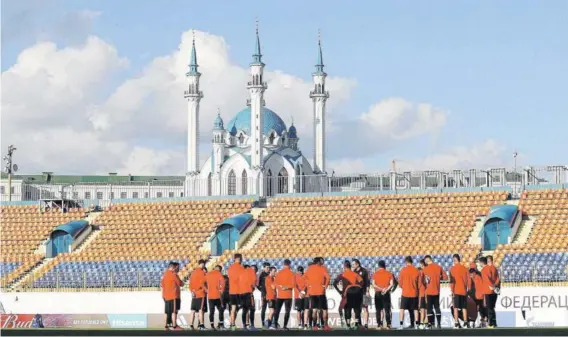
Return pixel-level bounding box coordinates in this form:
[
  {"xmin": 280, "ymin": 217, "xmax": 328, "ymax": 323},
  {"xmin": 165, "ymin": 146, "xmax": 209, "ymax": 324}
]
[
  {"xmin": 499, "ymin": 264, "xmax": 568, "ymax": 285},
  {"xmin": 2, "ymin": 165, "xmax": 566, "ymax": 203},
  {"xmin": 8, "ymin": 264, "xmax": 566, "ymax": 292}
]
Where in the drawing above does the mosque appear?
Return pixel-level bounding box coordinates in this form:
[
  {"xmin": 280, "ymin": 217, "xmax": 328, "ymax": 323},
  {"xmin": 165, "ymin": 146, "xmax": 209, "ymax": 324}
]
[{"xmin": 185, "ymin": 26, "xmax": 329, "ymax": 197}]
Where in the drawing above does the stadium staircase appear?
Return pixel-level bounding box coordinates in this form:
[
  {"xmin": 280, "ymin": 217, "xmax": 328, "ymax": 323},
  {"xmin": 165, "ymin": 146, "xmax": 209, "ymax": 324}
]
[
  {"xmin": 200, "ymin": 232, "xmax": 215, "ymax": 252},
  {"xmin": 73, "ymin": 211, "xmax": 104, "ymax": 253},
  {"xmin": 482, "ymin": 250, "xmax": 495, "ymax": 257},
  {"xmin": 240, "ymin": 222, "xmax": 269, "ymax": 250},
  {"xmin": 239, "ymin": 206, "xmax": 268, "ymax": 250},
  {"xmin": 73, "ymin": 227, "xmax": 103, "ymax": 253},
  {"xmin": 505, "ymin": 199, "xmax": 520, "ymax": 206},
  {"xmin": 511, "ymin": 214, "xmax": 537, "ymax": 244},
  {"xmin": 10, "ymin": 258, "xmax": 53, "ymax": 290},
  {"xmin": 84, "ymin": 210, "xmax": 104, "ymax": 224},
  {"xmin": 467, "ymin": 216, "xmax": 486, "ymax": 245},
  {"xmin": 250, "ymin": 207, "xmax": 266, "ymax": 219}
]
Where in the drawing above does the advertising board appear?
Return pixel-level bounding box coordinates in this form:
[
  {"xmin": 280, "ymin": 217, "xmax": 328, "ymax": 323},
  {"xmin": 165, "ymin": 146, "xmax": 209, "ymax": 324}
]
[{"xmin": 0, "ymin": 286, "xmax": 566, "ymax": 328}]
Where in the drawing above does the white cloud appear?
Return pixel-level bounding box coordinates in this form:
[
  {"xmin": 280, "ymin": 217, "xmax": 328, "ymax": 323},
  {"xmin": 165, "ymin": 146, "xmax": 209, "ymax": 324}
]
[
  {"xmin": 2, "ymin": 26, "xmax": 456, "ymax": 176},
  {"xmin": 359, "ymin": 97, "xmax": 447, "ymax": 140},
  {"xmin": 88, "ymin": 30, "xmax": 357, "ymax": 143},
  {"xmin": 327, "ymin": 158, "xmax": 368, "ymax": 175},
  {"xmin": 119, "ymin": 147, "xmax": 186, "ymax": 176},
  {"xmin": 396, "ymin": 139, "xmax": 509, "ymax": 171},
  {"xmin": 1, "ymin": 30, "xmax": 357, "ymax": 175},
  {"xmin": 324, "ymin": 98, "xmax": 448, "ymax": 162},
  {"xmin": 325, "ymin": 140, "xmax": 511, "ymax": 174}
]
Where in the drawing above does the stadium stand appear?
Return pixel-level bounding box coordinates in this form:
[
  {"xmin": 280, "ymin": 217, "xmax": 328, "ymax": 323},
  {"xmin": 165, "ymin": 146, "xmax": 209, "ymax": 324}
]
[
  {"xmin": 26, "ymin": 198, "xmax": 252, "ymax": 289},
  {"xmin": 218, "ymin": 190, "xmax": 510, "ymax": 279},
  {"xmin": 0, "ymin": 204, "xmax": 86, "ymax": 287},
  {"xmin": 494, "ymin": 188, "xmax": 568, "ymax": 283},
  {"xmin": 4, "ymin": 188, "xmax": 567, "ymax": 291}
]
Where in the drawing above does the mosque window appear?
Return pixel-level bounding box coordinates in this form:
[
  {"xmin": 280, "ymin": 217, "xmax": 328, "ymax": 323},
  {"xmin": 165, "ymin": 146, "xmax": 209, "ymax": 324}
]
[
  {"xmin": 295, "ymin": 166, "xmax": 302, "ymax": 193},
  {"xmin": 266, "ymin": 170, "xmax": 273, "ymax": 196},
  {"xmin": 242, "ymin": 170, "xmax": 248, "ymax": 195},
  {"xmin": 228, "ymin": 170, "xmax": 236, "ymax": 195},
  {"xmin": 269, "ymin": 132, "xmax": 275, "ymax": 144},
  {"xmin": 207, "ymin": 173, "xmax": 212, "ymax": 196},
  {"xmin": 278, "ymin": 168, "xmax": 289, "ymax": 194}
]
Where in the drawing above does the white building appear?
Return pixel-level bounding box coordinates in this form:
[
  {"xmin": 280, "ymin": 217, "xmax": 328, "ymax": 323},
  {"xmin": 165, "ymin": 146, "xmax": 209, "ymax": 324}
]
[{"xmin": 185, "ymin": 25, "xmax": 329, "ymax": 197}]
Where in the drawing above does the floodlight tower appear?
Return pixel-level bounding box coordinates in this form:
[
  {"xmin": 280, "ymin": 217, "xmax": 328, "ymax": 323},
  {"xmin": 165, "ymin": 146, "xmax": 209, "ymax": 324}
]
[{"xmin": 3, "ymin": 145, "xmax": 18, "ymax": 201}]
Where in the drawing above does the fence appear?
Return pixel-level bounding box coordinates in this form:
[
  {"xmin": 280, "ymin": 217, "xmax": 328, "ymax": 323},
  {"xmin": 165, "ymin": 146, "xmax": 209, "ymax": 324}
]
[
  {"xmin": 1, "ymin": 180, "xmax": 185, "ymax": 206},
  {"xmin": 1, "ymin": 165, "xmax": 567, "ymax": 203},
  {"xmin": 4, "ymin": 264, "xmax": 566, "ymax": 292},
  {"xmin": 499, "ymin": 264, "xmax": 568, "ymax": 283}
]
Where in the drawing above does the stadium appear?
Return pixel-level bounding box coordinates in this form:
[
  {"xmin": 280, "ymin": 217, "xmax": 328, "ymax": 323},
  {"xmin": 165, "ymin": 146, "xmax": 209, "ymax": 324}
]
[
  {"xmin": 2, "ymin": 166, "xmax": 568, "ymax": 336},
  {"xmin": 1, "ymin": 3, "xmax": 568, "ymax": 336}
]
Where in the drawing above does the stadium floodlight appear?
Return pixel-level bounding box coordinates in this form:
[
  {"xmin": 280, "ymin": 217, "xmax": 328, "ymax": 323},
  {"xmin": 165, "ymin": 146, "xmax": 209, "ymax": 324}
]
[{"xmin": 3, "ymin": 145, "xmax": 18, "ymax": 201}]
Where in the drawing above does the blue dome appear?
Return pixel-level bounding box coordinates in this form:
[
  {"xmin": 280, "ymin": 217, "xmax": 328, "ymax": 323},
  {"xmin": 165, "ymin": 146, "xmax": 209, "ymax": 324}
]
[
  {"xmin": 213, "ymin": 113, "xmax": 224, "ymax": 130},
  {"xmin": 288, "ymin": 124, "xmax": 297, "ymax": 138},
  {"xmin": 226, "ymin": 107, "xmax": 288, "ymax": 137}
]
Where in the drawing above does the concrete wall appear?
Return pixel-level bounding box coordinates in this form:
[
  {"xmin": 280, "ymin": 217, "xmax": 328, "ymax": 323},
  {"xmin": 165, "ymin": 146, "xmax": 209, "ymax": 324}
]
[{"xmin": 1, "ymin": 287, "xmax": 566, "ymax": 315}]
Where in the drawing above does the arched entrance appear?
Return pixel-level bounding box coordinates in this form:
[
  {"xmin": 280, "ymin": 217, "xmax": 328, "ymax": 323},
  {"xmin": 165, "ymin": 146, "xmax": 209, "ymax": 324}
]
[
  {"xmin": 47, "ymin": 220, "xmax": 89, "ymax": 258},
  {"xmin": 482, "ymin": 220, "xmax": 512, "ymax": 250},
  {"xmin": 213, "ymin": 223, "xmax": 240, "ymax": 255},
  {"xmin": 278, "ymin": 168, "xmax": 289, "ymax": 194},
  {"xmin": 480, "ymin": 205, "xmax": 517, "ymax": 250},
  {"xmin": 211, "ymin": 214, "xmax": 254, "ymax": 255}
]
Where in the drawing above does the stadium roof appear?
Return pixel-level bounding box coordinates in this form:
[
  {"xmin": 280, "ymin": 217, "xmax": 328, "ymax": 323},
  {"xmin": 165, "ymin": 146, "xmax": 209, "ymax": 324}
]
[
  {"xmin": 0, "ymin": 172, "xmax": 185, "ymax": 185},
  {"xmin": 52, "ymin": 220, "xmax": 89, "ymax": 239}
]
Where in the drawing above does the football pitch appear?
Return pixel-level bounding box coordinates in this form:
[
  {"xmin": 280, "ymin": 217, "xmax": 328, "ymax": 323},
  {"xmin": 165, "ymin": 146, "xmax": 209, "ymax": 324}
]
[{"xmin": 2, "ymin": 328, "xmax": 568, "ymax": 336}]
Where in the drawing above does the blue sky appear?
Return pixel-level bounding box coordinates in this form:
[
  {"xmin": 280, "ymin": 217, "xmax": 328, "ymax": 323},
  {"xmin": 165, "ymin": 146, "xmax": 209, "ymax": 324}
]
[{"xmin": 2, "ymin": 0, "xmax": 567, "ymax": 175}]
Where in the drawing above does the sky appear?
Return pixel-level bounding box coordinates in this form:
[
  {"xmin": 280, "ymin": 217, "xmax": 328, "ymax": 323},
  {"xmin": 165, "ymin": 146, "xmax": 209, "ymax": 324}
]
[{"xmin": 1, "ymin": 0, "xmax": 567, "ymax": 176}]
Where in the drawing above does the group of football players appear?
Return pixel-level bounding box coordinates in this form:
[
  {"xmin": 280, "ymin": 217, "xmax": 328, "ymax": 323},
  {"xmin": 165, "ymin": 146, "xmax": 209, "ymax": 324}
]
[{"xmin": 160, "ymin": 253, "xmax": 500, "ymax": 330}]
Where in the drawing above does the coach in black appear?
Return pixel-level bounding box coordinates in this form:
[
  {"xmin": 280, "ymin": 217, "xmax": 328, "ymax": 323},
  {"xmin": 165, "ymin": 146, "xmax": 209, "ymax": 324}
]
[
  {"xmin": 221, "ymin": 267, "xmax": 230, "ymax": 312},
  {"xmin": 352, "ymin": 259, "xmax": 371, "ymax": 329},
  {"xmin": 258, "ymin": 262, "xmax": 271, "ymax": 324}
]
